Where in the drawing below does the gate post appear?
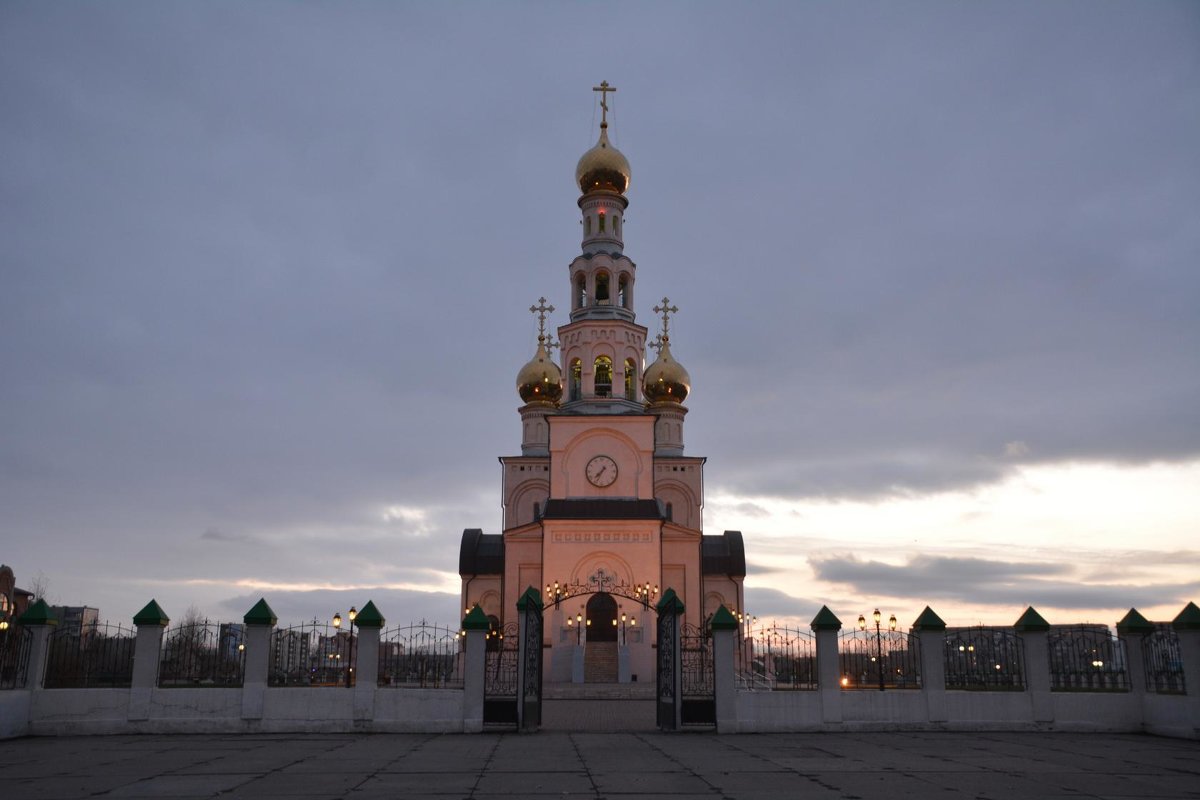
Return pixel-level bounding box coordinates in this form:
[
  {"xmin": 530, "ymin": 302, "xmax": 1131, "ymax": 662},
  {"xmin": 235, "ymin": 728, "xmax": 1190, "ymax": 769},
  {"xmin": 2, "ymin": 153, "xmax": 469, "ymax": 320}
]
[
  {"xmin": 241, "ymin": 598, "xmax": 277, "ymax": 721},
  {"xmin": 18, "ymin": 599, "xmax": 58, "ymax": 690},
  {"xmin": 912, "ymin": 606, "xmax": 947, "ymax": 724},
  {"xmin": 710, "ymin": 605, "xmax": 738, "ymax": 733},
  {"xmin": 1015, "ymin": 606, "xmax": 1053, "ymax": 723},
  {"xmin": 1171, "ymin": 602, "xmax": 1200, "ymax": 731},
  {"xmin": 461, "ymin": 605, "xmax": 490, "ymax": 733},
  {"xmin": 130, "ymin": 600, "xmax": 170, "ymax": 721},
  {"xmin": 352, "ymin": 601, "xmax": 384, "ymax": 722},
  {"xmin": 656, "ymin": 588, "xmax": 684, "ymax": 731},
  {"xmin": 516, "ymin": 587, "xmax": 543, "ymax": 732},
  {"xmin": 810, "ymin": 606, "xmax": 842, "ymax": 724}
]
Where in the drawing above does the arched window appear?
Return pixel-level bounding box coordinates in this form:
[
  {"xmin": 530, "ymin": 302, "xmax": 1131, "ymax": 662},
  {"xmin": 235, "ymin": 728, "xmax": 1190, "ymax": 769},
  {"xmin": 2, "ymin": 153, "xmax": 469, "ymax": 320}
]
[
  {"xmin": 595, "ymin": 272, "xmax": 610, "ymax": 304},
  {"xmin": 624, "ymin": 358, "xmax": 637, "ymax": 401},
  {"xmin": 584, "ymin": 216, "xmax": 591, "ymax": 236},
  {"xmin": 569, "ymin": 359, "xmax": 582, "ymax": 401},
  {"xmin": 593, "ymin": 355, "xmax": 612, "ymax": 397},
  {"xmin": 598, "ymin": 212, "xmax": 606, "ymax": 232},
  {"xmin": 613, "ymin": 216, "xmax": 620, "ymax": 235},
  {"xmin": 618, "ymin": 274, "xmax": 629, "ymax": 309},
  {"xmin": 665, "ymin": 502, "xmax": 673, "ymax": 522},
  {"xmin": 575, "ymin": 274, "xmax": 586, "ymax": 310}
]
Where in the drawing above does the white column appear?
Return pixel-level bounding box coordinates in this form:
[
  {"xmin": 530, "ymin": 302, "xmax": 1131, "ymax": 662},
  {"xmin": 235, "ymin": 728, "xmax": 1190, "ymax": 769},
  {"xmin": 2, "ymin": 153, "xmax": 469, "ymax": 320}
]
[
  {"xmin": 353, "ymin": 625, "xmax": 379, "ymax": 721},
  {"xmin": 711, "ymin": 607, "xmax": 738, "ymax": 733}
]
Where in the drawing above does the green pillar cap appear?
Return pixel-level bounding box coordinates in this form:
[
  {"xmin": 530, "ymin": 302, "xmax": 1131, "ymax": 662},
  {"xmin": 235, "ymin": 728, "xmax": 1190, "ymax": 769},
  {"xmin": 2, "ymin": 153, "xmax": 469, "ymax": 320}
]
[
  {"xmin": 516, "ymin": 586, "xmax": 543, "ymax": 612},
  {"xmin": 1116, "ymin": 608, "xmax": 1155, "ymax": 634},
  {"xmin": 1014, "ymin": 606, "xmax": 1050, "ymax": 632},
  {"xmin": 354, "ymin": 600, "xmax": 385, "ymax": 629},
  {"xmin": 911, "ymin": 606, "xmax": 946, "ymax": 632},
  {"xmin": 243, "ymin": 598, "xmax": 278, "ymax": 626},
  {"xmin": 462, "ymin": 604, "xmax": 490, "ymax": 631},
  {"xmin": 18, "ymin": 598, "xmax": 57, "ymax": 626},
  {"xmin": 1173, "ymin": 601, "xmax": 1200, "ymax": 631},
  {"xmin": 710, "ymin": 604, "xmax": 739, "ymax": 631},
  {"xmin": 810, "ymin": 605, "xmax": 842, "ymax": 631},
  {"xmin": 133, "ymin": 599, "xmax": 170, "ymax": 627},
  {"xmin": 656, "ymin": 587, "xmax": 685, "ymax": 615}
]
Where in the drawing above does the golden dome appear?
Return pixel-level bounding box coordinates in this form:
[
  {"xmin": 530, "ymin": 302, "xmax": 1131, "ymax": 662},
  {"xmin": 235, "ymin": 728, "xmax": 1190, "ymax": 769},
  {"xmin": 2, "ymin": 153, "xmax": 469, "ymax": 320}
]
[
  {"xmin": 643, "ymin": 338, "xmax": 690, "ymax": 404},
  {"xmin": 517, "ymin": 339, "xmax": 563, "ymax": 404},
  {"xmin": 575, "ymin": 126, "xmax": 631, "ymax": 194}
]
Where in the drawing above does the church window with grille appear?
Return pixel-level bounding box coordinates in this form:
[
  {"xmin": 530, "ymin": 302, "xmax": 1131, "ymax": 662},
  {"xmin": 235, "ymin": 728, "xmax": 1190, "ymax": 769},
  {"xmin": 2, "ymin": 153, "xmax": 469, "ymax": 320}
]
[
  {"xmin": 594, "ymin": 355, "xmax": 612, "ymax": 397},
  {"xmin": 596, "ymin": 272, "xmax": 610, "ymax": 304},
  {"xmin": 624, "ymin": 358, "xmax": 637, "ymax": 400},
  {"xmin": 618, "ymin": 274, "xmax": 629, "ymax": 309}
]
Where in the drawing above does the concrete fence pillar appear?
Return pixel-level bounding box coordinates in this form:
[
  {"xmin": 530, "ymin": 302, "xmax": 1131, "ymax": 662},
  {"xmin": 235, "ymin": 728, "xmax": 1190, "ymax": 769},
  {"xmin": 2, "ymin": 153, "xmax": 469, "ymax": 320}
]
[
  {"xmin": 461, "ymin": 605, "xmax": 490, "ymax": 733},
  {"xmin": 913, "ymin": 606, "xmax": 947, "ymax": 723},
  {"xmin": 352, "ymin": 601, "xmax": 384, "ymax": 722},
  {"xmin": 1116, "ymin": 608, "xmax": 1154, "ymax": 727},
  {"xmin": 129, "ymin": 600, "xmax": 170, "ymax": 721},
  {"xmin": 1015, "ymin": 606, "xmax": 1053, "ymax": 723},
  {"xmin": 1171, "ymin": 602, "xmax": 1200, "ymax": 733},
  {"xmin": 710, "ymin": 605, "xmax": 739, "ymax": 733},
  {"xmin": 811, "ymin": 606, "xmax": 842, "ymax": 724},
  {"xmin": 17, "ymin": 599, "xmax": 57, "ymax": 690},
  {"xmin": 241, "ymin": 598, "xmax": 277, "ymax": 721}
]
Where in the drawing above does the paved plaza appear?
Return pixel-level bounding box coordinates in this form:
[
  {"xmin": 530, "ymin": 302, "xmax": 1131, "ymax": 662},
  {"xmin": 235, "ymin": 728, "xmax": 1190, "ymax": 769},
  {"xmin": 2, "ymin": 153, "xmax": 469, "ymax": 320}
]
[{"xmin": 0, "ymin": 731, "xmax": 1197, "ymax": 800}]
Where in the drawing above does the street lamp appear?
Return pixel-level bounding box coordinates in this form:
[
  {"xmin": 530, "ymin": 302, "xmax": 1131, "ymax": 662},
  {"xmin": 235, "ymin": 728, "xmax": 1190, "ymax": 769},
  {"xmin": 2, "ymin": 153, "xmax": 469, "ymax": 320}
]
[
  {"xmin": 858, "ymin": 608, "xmax": 897, "ymax": 691},
  {"xmin": 567, "ymin": 609, "xmax": 584, "ymax": 645},
  {"xmin": 332, "ymin": 606, "xmax": 358, "ymax": 688}
]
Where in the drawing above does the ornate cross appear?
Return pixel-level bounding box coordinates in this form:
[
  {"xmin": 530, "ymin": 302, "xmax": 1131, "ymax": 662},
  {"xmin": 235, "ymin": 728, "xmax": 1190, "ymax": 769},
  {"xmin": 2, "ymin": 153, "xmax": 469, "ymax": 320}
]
[
  {"xmin": 653, "ymin": 297, "xmax": 678, "ymax": 339},
  {"xmin": 593, "ymin": 81, "xmax": 617, "ymax": 127},
  {"xmin": 649, "ymin": 334, "xmax": 664, "ymax": 356},
  {"xmin": 529, "ymin": 297, "xmax": 555, "ymax": 340}
]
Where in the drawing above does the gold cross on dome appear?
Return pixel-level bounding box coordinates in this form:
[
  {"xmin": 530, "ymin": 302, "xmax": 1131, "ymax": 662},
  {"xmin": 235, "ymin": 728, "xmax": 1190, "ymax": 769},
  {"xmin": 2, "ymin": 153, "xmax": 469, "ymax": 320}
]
[
  {"xmin": 652, "ymin": 297, "xmax": 678, "ymax": 339},
  {"xmin": 649, "ymin": 334, "xmax": 664, "ymax": 356},
  {"xmin": 529, "ymin": 297, "xmax": 555, "ymax": 340},
  {"xmin": 593, "ymin": 81, "xmax": 617, "ymax": 127}
]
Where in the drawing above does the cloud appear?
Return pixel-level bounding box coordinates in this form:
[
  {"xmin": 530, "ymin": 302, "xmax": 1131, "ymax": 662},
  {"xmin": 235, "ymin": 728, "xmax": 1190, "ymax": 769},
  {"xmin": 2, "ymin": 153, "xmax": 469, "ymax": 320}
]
[{"xmin": 809, "ymin": 554, "xmax": 1199, "ymax": 611}]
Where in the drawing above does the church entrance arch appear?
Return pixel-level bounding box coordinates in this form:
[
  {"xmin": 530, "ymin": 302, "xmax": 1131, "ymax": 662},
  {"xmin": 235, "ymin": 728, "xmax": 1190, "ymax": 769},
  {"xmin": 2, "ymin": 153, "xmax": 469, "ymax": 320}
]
[{"xmin": 586, "ymin": 593, "xmax": 618, "ymax": 642}]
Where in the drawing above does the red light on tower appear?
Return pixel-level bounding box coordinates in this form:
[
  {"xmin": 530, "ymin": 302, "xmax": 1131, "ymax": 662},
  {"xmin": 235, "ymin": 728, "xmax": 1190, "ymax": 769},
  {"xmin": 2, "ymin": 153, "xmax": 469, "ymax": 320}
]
[{"xmin": 597, "ymin": 208, "xmax": 605, "ymax": 215}]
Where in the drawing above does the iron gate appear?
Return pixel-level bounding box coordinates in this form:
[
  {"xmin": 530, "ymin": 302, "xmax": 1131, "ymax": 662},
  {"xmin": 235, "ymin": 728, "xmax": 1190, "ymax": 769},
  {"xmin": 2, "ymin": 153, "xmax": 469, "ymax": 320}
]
[
  {"xmin": 483, "ymin": 622, "xmax": 518, "ymax": 725},
  {"xmin": 680, "ymin": 622, "xmax": 715, "ymax": 725}
]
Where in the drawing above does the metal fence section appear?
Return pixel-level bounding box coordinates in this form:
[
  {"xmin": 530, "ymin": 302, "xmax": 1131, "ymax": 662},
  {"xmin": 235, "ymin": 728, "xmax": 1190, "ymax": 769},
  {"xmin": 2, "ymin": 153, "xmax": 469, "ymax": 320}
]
[
  {"xmin": 1144, "ymin": 625, "xmax": 1185, "ymax": 695},
  {"xmin": 0, "ymin": 626, "xmax": 33, "ymax": 690},
  {"xmin": 1048, "ymin": 626, "xmax": 1129, "ymax": 692},
  {"xmin": 159, "ymin": 621, "xmax": 245, "ymax": 687},
  {"xmin": 269, "ymin": 622, "xmax": 352, "ymax": 687},
  {"xmin": 737, "ymin": 624, "xmax": 817, "ymax": 690},
  {"xmin": 44, "ymin": 621, "xmax": 135, "ymax": 688},
  {"xmin": 378, "ymin": 621, "xmax": 463, "ymax": 688},
  {"xmin": 838, "ymin": 628, "xmax": 922, "ymax": 690},
  {"xmin": 944, "ymin": 627, "xmax": 1025, "ymax": 690}
]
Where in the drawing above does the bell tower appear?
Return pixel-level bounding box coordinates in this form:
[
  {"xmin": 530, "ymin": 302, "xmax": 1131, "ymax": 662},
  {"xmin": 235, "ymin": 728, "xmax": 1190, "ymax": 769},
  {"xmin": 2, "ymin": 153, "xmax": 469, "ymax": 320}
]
[{"xmin": 559, "ymin": 81, "xmax": 647, "ymax": 413}]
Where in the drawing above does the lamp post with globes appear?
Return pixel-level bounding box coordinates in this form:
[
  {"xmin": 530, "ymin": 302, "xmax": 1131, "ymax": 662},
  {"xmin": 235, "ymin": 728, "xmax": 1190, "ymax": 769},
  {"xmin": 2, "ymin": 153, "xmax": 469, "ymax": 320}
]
[
  {"xmin": 332, "ymin": 607, "xmax": 357, "ymax": 688},
  {"xmin": 858, "ymin": 608, "xmax": 897, "ymax": 692}
]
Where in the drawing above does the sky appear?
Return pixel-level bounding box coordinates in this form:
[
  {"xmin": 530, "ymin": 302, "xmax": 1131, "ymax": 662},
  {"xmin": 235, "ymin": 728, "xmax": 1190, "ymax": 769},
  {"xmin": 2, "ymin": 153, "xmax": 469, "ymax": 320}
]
[{"xmin": 2, "ymin": 1, "xmax": 1197, "ymax": 631}]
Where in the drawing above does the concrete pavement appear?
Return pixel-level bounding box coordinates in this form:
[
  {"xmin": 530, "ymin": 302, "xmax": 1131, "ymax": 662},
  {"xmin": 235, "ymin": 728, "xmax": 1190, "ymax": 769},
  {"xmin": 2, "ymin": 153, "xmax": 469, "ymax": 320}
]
[{"xmin": 1, "ymin": 731, "xmax": 1197, "ymax": 799}]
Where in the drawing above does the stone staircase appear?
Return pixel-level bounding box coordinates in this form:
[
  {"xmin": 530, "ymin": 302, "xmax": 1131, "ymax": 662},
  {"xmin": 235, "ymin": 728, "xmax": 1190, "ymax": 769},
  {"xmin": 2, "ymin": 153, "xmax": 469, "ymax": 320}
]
[{"xmin": 584, "ymin": 642, "xmax": 618, "ymax": 683}]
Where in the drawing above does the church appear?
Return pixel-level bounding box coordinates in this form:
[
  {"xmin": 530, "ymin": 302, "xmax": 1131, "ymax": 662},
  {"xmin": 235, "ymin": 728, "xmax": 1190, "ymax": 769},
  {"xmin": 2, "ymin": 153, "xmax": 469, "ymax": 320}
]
[{"xmin": 459, "ymin": 83, "xmax": 746, "ymax": 684}]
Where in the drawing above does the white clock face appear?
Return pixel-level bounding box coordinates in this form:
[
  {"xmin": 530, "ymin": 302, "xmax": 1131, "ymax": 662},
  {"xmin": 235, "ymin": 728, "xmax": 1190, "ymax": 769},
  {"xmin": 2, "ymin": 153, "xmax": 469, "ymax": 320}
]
[{"xmin": 586, "ymin": 455, "xmax": 618, "ymax": 487}]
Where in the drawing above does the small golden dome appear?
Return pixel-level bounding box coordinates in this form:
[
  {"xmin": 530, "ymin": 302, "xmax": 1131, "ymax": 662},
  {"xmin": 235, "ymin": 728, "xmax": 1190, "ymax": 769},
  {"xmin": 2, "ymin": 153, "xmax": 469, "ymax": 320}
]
[
  {"xmin": 575, "ymin": 126, "xmax": 631, "ymax": 194},
  {"xmin": 517, "ymin": 340, "xmax": 563, "ymax": 404},
  {"xmin": 643, "ymin": 338, "xmax": 690, "ymax": 404}
]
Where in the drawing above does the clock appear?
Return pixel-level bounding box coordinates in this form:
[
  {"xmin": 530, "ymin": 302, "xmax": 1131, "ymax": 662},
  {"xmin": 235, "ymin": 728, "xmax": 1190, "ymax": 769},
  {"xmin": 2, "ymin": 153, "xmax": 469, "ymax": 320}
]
[{"xmin": 585, "ymin": 455, "xmax": 618, "ymax": 487}]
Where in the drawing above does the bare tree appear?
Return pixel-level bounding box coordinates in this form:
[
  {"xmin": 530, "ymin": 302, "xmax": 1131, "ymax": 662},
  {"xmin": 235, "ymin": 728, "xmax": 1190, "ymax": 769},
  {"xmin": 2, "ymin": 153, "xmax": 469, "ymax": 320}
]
[{"xmin": 28, "ymin": 571, "xmax": 52, "ymax": 605}]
